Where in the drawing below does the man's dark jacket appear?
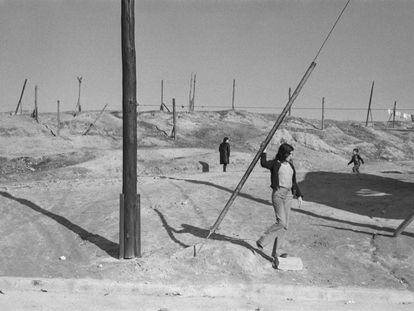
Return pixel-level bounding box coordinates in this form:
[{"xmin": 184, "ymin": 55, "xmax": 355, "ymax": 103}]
[
  {"xmin": 219, "ymin": 142, "xmax": 230, "ymax": 164},
  {"xmin": 260, "ymin": 152, "xmax": 303, "ymax": 198}
]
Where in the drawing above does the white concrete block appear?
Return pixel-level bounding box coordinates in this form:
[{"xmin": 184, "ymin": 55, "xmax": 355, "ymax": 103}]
[{"xmin": 275, "ymin": 256, "xmax": 303, "ymax": 271}]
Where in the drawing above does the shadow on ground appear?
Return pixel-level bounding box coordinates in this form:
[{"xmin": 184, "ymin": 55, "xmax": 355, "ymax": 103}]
[
  {"xmin": 0, "ymin": 191, "xmax": 118, "ymax": 258},
  {"xmin": 299, "ymin": 171, "xmax": 414, "ymax": 219},
  {"xmin": 161, "ymin": 172, "xmax": 413, "ymax": 238}
]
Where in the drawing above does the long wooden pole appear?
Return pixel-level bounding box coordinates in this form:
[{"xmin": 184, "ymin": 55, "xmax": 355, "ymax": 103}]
[
  {"xmin": 231, "ymin": 79, "xmax": 235, "ymax": 110},
  {"xmin": 121, "ymin": 0, "xmax": 139, "ymax": 259},
  {"xmin": 15, "ymin": 79, "xmax": 28, "ymax": 115},
  {"xmin": 365, "ymin": 81, "xmax": 374, "ymax": 126},
  {"xmin": 208, "ymin": 61, "xmax": 317, "ymax": 238}
]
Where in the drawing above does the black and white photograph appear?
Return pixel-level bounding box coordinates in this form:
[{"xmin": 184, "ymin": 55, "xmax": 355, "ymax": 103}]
[{"xmin": 0, "ymin": 0, "xmax": 413, "ymax": 310}]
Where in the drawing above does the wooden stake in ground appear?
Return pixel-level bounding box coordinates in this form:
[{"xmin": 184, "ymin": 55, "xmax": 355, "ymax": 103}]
[
  {"xmin": 188, "ymin": 73, "xmax": 196, "ymax": 112},
  {"xmin": 56, "ymin": 100, "xmax": 60, "ymax": 136},
  {"xmin": 192, "ymin": 74, "xmax": 196, "ymax": 112},
  {"xmin": 321, "ymin": 97, "xmax": 325, "ymax": 130},
  {"xmin": 32, "ymin": 85, "xmax": 39, "ymax": 122},
  {"xmin": 231, "ymin": 79, "xmax": 236, "ymax": 110},
  {"xmin": 171, "ymin": 98, "xmax": 177, "ymax": 139},
  {"xmin": 188, "ymin": 73, "xmax": 193, "ymax": 112},
  {"xmin": 82, "ymin": 103, "xmax": 108, "ymax": 135},
  {"xmin": 207, "ymin": 61, "xmax": 317, "ymax": 238},
  {"xmin": 121, "ymin": 0, "xmax": 140, "ymax": 259},
  {"xmin": 392, "ymin": 101, "xmax": 397, "ymax": 128},
  {"xmin": 15, "ymin": 79, "xmax": 28, "ymax": 115},
  {"xmin": 394, "ymin": 212, "xmax": 414, "ymax": 237},
  {"xmin": 160, "ymin": 80, "xmax": 164, "ymax": 111},
  {"xmin": 74, "ymin": 76, "xmax": 82, "ymax": 116},
  {"xmin": 365, "ymin": 81, "xmax": 374, "ymax": 127}
]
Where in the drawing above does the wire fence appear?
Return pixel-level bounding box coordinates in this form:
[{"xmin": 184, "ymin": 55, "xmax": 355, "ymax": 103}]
[{"xmin": 138, "ymin": 103, "xmax": 414, "ymax": 123}]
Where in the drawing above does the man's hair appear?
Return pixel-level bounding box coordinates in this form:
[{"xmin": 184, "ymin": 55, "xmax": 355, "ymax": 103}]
[
  {"xmin": 353, "ymin": 148, "xmax": 359, "ymax": 153},
  {"xmin": 223, "ymin": 137, "xmax": 229, "ymax": 143},
  {"xmin": 276, "ymin": 143, "xmax": 294, "ymax": 162}
]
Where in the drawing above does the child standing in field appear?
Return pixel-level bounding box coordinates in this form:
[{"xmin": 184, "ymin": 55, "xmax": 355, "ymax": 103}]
[
  {"xmin": 256, "ymin": 143, "xmax": 303, "ymax": 267},
  {"xmin": 348, "ymin": 148, "xmax": 364, "ymax": 173}
]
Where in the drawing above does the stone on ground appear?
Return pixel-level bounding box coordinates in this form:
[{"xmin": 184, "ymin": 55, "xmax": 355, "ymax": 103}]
[{"xmin": 275, "ymin": 257, "xmax": 303, "ymax": 271}]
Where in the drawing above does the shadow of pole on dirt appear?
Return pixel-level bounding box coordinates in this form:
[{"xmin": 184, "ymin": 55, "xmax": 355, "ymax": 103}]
[
  {"xmin": 152, "ymin": 207, "xmax": 190, "ymax": 248},
  {"xmin": 161, "ymin": 176, "xmax": 270, "ymax": 205},
  {"xmin": 296, "ymin": 208, "xmax": 414, "ymax": 238},
  {"xmin": 151, "ymin": 207, "xmax": 272, "ymax": 262},
  {"xmin": 0, "ymin": 191, "xmax": 118, "ymax": 258}
]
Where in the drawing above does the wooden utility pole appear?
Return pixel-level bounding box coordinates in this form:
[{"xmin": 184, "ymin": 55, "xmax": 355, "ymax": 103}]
[
  {"xmin": 57, "ymin": 100, "xmax": 60, "ymax": 136},
  {"xmin": 392, "ymin": 101, "xmax": 397, "ymax": 128},
  {"xmin": 15, "ymin": 79, "xmax": 28, "ymax": 115},
  {"xmin": 171, "ymin": 98, "xmax": 177, "ymax": 139},
  {"xmin": 321, "ymin": 97, "xmax": 325, "ymax": 130},
  {"xmin": 231, "ymin": 79, "xmax": 235, "ymax": 110},
  {"xmin": 121, "ymin": 0, "xmax": 140, "ymax": 259},
  {"xmin": 365, "ymin": 81, "xmax": 374, "ymax": 127},
  {"xmin": 288, "ymin": 87, "xmax": 292, "ymax": 116},
  {"xmin": 74, "ymin": 76, "xmax": 82, "ymax": 116}
]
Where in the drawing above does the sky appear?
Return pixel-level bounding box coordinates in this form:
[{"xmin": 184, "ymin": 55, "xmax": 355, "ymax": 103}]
[{"xmin": 1, "ymin": 0, "xmax": 413, "ymax": 121}]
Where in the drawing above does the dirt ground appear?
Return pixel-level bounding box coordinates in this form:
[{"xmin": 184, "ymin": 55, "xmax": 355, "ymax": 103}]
[{"xmin": 0, "ymin": 110, "xmax": 413, "ymax": 307}]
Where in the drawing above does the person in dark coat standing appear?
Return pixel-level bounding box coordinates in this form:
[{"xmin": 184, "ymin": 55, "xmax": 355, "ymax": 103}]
[{"xmin": 219, "ymin": 137, "xmax": 230, "ymax": 172}]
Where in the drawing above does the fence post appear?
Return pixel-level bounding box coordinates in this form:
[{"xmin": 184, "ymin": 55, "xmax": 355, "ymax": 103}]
[
  {"xmin": 191, "ymin": 73, "xmax": 196, "ymax": 112},
  {"xmin": 15, "ymin": 79, "xmax": 28, "ymax": 115},
  {"xmin": 188, "ymin": 73, "xmax": 193, "ymax": 112},
  {"xmin": 171, "ymin": 98, "xmax": 176, "ymax": 139},
  {"xmin": 57, "ymin": 100, "xmax": 60, "ymax": 136},
  {"xmin": 160, "ymin": 80, "xmax": 164, "ymax": 111},
  {"xmin": 32, "ymin": 85, "xmax": 38, "ymax": 122},
  {"xmin": 392, "ymin": 101, "xmax": 397, "ymax": 128},
  {"xmin": 365, "ymin": 81, "xmax": 374, "ymax": 127},
  {"xmin": 321, "ymin": 97, "xmax": 325, "ymax": 130},
  {"xmin": 231, "ymin": 79, "xmax": 235, "ymax": 110}
]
